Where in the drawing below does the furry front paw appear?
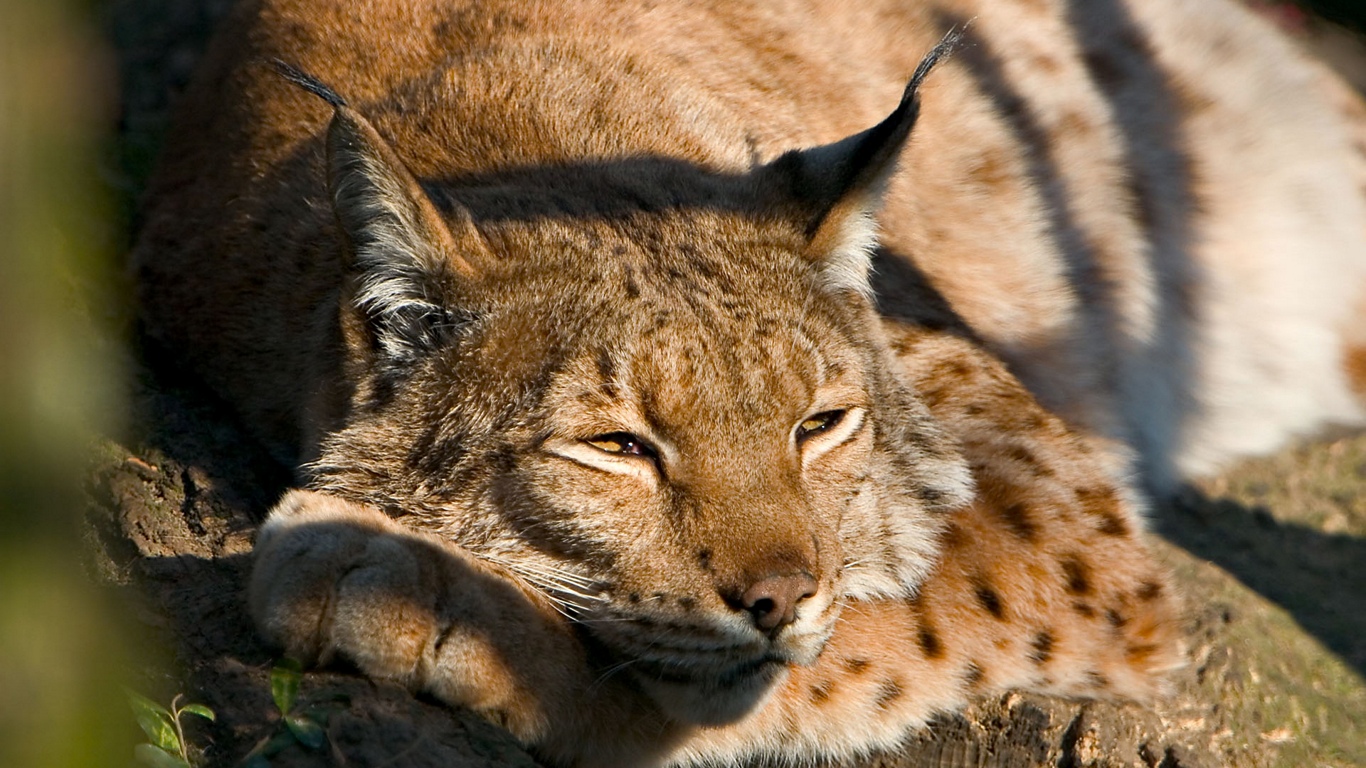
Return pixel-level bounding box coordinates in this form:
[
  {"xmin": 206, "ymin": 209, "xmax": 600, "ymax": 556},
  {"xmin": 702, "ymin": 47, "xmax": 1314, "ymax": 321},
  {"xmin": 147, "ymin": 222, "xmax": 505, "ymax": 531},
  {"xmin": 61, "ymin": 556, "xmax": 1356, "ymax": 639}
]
[
  {"xmin": 249, "ymin": 489, "xmax": 401, "ymax": 666},
  {"xmin": 248, "ymin": 490, "xmax": 586, "ymax": 741}
]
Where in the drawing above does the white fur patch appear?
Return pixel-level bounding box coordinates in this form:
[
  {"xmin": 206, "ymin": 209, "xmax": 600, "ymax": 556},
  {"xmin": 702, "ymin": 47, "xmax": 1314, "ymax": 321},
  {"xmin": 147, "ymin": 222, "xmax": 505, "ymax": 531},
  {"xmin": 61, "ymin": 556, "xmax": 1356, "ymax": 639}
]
[
  {"xmin": 817, "ymin": 208, "xmax": 879, "ymax": 299},
  {"xmin": 333, "ymin": 150, "xmax": 449, "ymax": 358}
]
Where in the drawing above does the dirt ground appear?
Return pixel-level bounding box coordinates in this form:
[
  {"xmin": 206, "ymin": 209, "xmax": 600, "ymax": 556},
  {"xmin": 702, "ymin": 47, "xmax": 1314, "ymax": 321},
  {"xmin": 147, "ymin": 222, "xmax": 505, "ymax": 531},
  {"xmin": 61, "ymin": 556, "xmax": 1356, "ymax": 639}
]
[{"xmin": 88, "ymin": 1, "xmax": 1366, "ymax": 766}]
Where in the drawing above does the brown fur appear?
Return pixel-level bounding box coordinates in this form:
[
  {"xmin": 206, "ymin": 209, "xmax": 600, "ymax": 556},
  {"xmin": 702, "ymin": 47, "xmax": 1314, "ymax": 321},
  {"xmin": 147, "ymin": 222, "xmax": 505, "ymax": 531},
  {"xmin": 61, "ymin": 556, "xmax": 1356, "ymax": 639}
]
[
  {"xmin": 250, "ymin": 328, "xmax": 1180, "ymax": 767},
  {"xmin": 133, "ymin": 0, "xmax": 1366, "ymax": 765}
]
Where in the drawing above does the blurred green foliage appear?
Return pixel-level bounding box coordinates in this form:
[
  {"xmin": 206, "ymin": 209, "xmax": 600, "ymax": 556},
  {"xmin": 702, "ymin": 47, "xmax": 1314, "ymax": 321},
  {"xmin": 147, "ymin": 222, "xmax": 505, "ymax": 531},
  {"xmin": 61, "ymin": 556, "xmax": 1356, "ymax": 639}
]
[
  {"xmin": 0, "ymin": 0, "xmax": 137, "ymax": 765},
  {"xmin": 127, "ymin": 690, "xmax": 215, "ymax": 767}
]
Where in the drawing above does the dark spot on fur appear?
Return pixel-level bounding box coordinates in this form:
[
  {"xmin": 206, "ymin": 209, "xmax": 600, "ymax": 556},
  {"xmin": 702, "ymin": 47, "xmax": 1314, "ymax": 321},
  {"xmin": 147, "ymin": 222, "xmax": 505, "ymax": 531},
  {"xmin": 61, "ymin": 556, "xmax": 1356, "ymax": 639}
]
[
  {"xmin": 1073, "ymin": 601, "xmax": 1096, "ymax": 618},
  {"xmin": 1029, "ymin": 630, "xmax": 1054, "ymax": 665},
  {"xmin": 595, "ymin": 349, "xmax": 615, "ymax": 384},
  {"xmin": 1085, "ymin": 670, "xmax": 1110, "ymax": 689},
  {"xmin": 624, "ymin": 272, "xmax": 640, "ymax": 298},
  {"xmin": 696, "ymin": 549, "xmax": 713, "ymax": 571},
  {"xmin": 1127, "ymin": 643, "xmax": 1158, "ymax": 663},
  {"xmin": 1097, "ymin": 512, "xmax": 1128, "ymax": 537},
  {"xmin": 1061, "ymin": 556, "xmax": 1091, "ymax": 595},
  {"xmin": 1174, "ymin": 80, "xmax": 1218, "ymax": 119},
  {"xmin": 1075, "ymin": 486, "xmax": 1129, "ymax": 536},
  {"xmin": 964, "ymin": 662, "xmax": 985, "ymax": 689},
  {"xmin": 968, "ymin": 147, "xmax": 1012, "ymax": 189},
  {"xmin": 1030, "ymin": 51, "xmax": 1061, "ymax": 74},
  {"xmin": 918, "ymin": 625, "xmax": 944, "ymax": 659},
  {"xmin": 678, "ymin": 596, "xmax": 695, "ymax": 611},
  {"xmin": 874, "ymin": 679, "xmax": 905, "ymax": 709},
  {"xmin": 1057, "ymin": 110, "xmax": 1092, "ymax": 137},
  {"xmin": 998, "ymin": 501, "xmax": 1037, "ymax": 541},
  {"xmin": 964, "ymin": 403, "xmax": 985, "ymax": 416},
  {"xmin": 628, "ymin": 592, "xmax": 641, "ymax": 604},
  {"xmin": 1136, "ymin": 580, "xmax": 1163, "ymax": 601},
  {"xmin": 1008, "ymin": 445, "xmax": 1053, "ymax": 477},
  {"xmin": 973, "ymin": 577, "xmax": 1006, "ymax": 619},
  {"xmin": 843, "ymin": 657, "xmax": 871, "ymax": 675},
  {"xmin": 810, "ymin": 680, "xmax": 835, "ymax": 704},
  {"xmin": 1106, "ymin": 608, "xmax": 1128, "ymax": 629},
  {"xmin": 649, "ymin": 309, "xmax": 670, "ymax": 331}
]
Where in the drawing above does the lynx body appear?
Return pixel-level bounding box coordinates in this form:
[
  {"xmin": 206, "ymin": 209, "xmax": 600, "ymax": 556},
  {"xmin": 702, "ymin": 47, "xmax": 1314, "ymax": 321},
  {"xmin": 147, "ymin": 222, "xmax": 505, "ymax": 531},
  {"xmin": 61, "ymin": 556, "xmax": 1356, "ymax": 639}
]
[{"xmin": 132, "ymin": 0, "xmax": 1366, "ymax": 765}]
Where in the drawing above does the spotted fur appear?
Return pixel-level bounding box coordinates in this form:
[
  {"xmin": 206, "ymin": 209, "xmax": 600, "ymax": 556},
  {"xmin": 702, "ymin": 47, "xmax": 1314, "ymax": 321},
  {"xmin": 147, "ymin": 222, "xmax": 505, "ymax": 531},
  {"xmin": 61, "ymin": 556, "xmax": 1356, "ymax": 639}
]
[{"xmin": 132, "ymin": 0, "xmax": 1366, "ymax": 766}]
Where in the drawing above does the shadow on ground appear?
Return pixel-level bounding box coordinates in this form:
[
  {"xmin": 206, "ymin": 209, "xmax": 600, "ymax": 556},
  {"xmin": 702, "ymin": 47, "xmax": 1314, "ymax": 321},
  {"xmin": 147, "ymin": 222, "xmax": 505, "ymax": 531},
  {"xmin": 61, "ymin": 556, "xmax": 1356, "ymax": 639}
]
[{"xmin": 1155, "ymin": 488, "xmax": 1366, "ymax": 676}]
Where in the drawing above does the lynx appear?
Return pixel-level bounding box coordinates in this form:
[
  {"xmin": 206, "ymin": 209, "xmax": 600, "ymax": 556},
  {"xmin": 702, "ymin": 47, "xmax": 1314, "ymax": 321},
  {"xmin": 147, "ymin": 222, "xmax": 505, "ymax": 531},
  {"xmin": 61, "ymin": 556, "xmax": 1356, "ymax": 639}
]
[{"xmin": 132, "ymin": 0, "xmax": 1366, "ymax": 765}]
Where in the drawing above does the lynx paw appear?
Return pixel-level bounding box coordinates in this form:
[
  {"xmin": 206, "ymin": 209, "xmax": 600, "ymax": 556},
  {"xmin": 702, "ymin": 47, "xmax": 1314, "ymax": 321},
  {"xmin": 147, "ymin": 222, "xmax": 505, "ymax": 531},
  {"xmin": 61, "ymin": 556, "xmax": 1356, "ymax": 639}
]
[{"xmin": 249, "ymin": 489, "xmax": 584, "ymax": 739}]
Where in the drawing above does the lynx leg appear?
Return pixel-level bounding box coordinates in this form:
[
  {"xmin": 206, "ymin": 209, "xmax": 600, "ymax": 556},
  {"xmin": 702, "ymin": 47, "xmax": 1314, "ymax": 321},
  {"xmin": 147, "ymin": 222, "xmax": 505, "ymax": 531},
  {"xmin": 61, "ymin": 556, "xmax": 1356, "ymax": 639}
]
[{"xmin": 249, "ymin": 490, "xmax": 670, "ymax": 763}]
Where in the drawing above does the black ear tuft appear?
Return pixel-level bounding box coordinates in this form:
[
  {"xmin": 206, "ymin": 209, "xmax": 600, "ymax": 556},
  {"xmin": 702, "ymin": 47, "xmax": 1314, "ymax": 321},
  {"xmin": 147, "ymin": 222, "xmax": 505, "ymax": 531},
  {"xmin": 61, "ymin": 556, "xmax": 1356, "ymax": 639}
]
[
  {"xmin": 273, "ymin": 59, "xmax": 489, "ymax": 366},
  {"xmin": 270, "ymin": 59, "xmax": 348, "ymax": 109},
  {"xmin": 849, "ymin": 24, "xmax": 965, "ymax": 193},
  {"xmin": 765, "ymin": 29, "xmax": 964, "ymax": 297},
  {"xmin": 772, "ymin": 27, "xmax": 965, "ymax": 224}
]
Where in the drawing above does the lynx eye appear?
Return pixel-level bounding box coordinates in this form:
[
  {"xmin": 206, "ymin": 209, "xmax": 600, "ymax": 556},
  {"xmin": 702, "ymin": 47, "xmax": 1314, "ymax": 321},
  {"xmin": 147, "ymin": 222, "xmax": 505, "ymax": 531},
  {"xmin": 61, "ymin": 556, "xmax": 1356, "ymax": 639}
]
[
  {"xmin": 585, "ymin": 432, "xmax": 657, "ymax": 460},
  {"xmin": 796, "ymin": 410, "xmax": 847, "ymax": 442}
]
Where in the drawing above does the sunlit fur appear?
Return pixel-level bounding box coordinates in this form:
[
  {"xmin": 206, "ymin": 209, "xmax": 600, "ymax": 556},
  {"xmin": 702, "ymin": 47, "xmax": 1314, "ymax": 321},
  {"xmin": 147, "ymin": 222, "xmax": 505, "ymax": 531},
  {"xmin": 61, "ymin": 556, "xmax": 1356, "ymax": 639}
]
[{"xmin": 136, "ymin": 0, "xmax": 1366, "ymax": 765}]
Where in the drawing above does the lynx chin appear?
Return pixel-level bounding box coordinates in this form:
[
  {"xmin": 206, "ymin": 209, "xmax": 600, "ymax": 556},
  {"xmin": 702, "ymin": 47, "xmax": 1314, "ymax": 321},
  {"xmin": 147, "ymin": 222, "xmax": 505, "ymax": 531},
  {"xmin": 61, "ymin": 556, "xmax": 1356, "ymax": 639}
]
[{"xmin": 132, "ymin": 0, "xmax": 1366, "ymax": 765}]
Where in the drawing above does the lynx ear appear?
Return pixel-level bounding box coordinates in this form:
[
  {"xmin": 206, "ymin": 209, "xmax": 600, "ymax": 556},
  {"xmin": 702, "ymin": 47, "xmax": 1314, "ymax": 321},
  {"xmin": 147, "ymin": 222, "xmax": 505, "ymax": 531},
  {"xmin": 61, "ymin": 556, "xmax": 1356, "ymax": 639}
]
[
  {"xmin": 274, "ymin": 61, "xmax": 491, "ymax": 363},
  {"xmin": 766, "ymin": 31, "xmax": 962, "ymax": 297}
]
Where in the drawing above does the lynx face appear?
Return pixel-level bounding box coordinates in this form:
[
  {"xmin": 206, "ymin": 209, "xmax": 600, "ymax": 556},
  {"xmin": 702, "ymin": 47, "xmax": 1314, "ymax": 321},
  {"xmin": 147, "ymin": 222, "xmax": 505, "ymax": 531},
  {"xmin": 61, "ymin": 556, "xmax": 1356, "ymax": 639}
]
[{"xmin": 302, "ymin": 137, "xmax": 972, "ymax": 721}]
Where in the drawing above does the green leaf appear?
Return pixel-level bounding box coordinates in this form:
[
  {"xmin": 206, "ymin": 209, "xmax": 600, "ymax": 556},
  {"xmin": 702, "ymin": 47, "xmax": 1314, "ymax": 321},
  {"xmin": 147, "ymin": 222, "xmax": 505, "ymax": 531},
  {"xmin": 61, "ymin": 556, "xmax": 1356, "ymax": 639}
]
[
  {"xmin": 178, "ymin": 703, "xmax": 216, "ymax": 722},
  {"xmin": 125, "ymin": 689, "xmax": 172, "ymax": 718},
  {"xmin": 133, "ymin": 743, "xmax": 191, "ymax": 768},
  {"xmin": 125, "ymin": 691, "xmax": 179, "ymax": 752},
  {"xmin": 270, "ymin": 658, "xmax": 303, "ymax": 716},
  {"xmin": 260, "ymin": 730, "xmax": 298, "ymax": 757},
  {"xmin": 285, "ymin": 714, "xmax": 326, "ymax": 750}
]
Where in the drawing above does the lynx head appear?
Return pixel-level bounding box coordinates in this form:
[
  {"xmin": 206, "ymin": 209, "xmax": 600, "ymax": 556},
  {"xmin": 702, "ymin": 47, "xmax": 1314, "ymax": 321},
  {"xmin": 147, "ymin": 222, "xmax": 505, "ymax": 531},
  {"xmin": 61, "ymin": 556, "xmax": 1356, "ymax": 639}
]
[{"xmin": 289, "ymin": 37, "xmax": 972, "ymax": 725}]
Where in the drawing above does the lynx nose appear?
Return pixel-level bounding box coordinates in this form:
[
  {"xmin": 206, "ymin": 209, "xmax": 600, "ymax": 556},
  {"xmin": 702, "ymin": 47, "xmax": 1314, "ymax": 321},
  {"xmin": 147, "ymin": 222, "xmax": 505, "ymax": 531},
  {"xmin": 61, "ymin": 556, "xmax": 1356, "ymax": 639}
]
[{"xmin": 739, "ymin": 573, "xmax": 818, "ymax": 633}]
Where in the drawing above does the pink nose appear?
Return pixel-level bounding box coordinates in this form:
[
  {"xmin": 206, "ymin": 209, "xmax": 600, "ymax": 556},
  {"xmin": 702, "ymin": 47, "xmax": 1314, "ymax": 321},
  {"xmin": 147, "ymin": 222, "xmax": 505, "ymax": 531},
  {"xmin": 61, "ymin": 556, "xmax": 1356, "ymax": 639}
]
[{"xmin": 738, "ymin": 573, "xmax": 818, "ymax": 632}]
